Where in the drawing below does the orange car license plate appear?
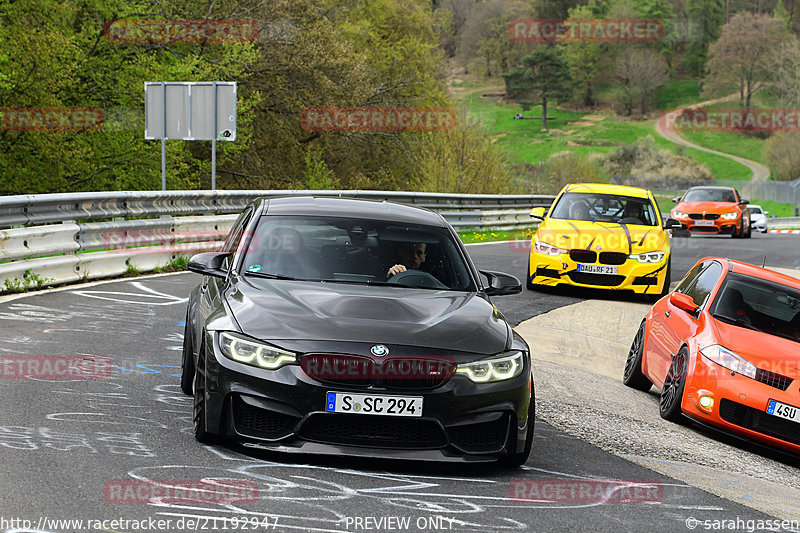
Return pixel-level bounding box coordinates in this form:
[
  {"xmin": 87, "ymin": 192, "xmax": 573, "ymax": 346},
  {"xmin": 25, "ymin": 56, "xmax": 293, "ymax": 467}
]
[
  {"xmin": 694, "ymin": 220, "xmax": 714, "ymax": 225},
  {"xmin": 766, "ymin": 399, "xmax": 800, "ymax": 423}
]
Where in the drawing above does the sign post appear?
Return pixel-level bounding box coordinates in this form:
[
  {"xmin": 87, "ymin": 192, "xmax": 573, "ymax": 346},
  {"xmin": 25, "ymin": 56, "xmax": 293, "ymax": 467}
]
[{"xmin": 144, "ymin": 82, "xmax": 237, "ymax": 190}]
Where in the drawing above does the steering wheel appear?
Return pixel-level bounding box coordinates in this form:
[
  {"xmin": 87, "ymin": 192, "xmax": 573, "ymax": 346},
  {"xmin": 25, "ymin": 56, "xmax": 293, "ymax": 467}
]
[{"xmin": 386, "ymin": 269, "xmax": 448, "ymax": 289}]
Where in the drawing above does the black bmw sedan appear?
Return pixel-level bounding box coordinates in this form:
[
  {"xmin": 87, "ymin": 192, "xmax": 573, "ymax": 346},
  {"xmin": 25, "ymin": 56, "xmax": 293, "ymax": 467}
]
[{"xmin": 181, "ymin": 196, "xmax": 534, "ymax": 465}]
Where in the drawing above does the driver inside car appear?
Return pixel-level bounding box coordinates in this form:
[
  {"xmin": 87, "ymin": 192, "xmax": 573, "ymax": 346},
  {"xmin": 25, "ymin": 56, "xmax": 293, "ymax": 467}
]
[{"xmin": 387, "ymin": 242, "xmax": 427, "ymax": 279}]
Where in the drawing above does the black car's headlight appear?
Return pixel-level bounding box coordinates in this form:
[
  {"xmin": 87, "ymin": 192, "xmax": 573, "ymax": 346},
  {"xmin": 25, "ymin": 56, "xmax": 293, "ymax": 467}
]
[
  {"xmin": 218, "ymin": 331, "xmax": 296, "ymax": 370},
  {"xmin": 456, "ymin": 351, "xmax": 525, "ymax": 383}
]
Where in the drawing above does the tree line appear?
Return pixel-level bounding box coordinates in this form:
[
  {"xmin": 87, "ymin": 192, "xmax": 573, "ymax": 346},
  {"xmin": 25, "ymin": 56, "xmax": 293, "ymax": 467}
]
[{"xmin": 2, "ymin": 0, "xmax": 800, "ymax": 196}]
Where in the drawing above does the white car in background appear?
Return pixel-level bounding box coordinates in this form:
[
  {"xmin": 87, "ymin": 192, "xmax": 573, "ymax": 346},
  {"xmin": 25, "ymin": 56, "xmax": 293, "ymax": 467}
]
[{"xmin": 748, "ymin": 204, "xmax": 769, "ymax": 233}]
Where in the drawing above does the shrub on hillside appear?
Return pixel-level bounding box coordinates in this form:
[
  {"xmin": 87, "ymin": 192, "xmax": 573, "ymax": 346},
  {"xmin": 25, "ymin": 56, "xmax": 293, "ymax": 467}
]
[
  {"xmin": 603, "ymin": 136, "xmax": 713, "ymax": 181},
  {"xmin": 514, "ymin": 152, "xmax": 609, "ymax": 194},
  {"xmin": 763, "ymin": 132, "xmax": 800, "ymax": 181},
  {"xmin": 408, "ymin": 109, "xmax": 513, "ymax": 194}
]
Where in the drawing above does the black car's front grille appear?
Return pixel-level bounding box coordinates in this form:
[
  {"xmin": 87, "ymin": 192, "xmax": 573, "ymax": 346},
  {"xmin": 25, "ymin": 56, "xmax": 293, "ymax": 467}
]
[
  {"xmin": 232, "ymin": 396, "xmax": 300, "ymax": 439},
  {"xmin": 569, "ymin": 249, "xmax": 597, "ymax": 263},
  {"xmin": 301, "ymin": 354, "xmax": 454, "ymax": 390},
  {"xmin": 298, "ymin": 413, "xmax": 447, "ymax": 449},
  {"xmin": 449, "ymin": 415, "xmax": 510, "ymax": 453},
  {"xmin": 568, "ymin": 272, "xmax": 625, "ymax": 287},
  {"xmin": 598, "ymin": 252, "xmax": 628, "ymax": 265},
  {"xmin": 719, "ymin": 398, "xmax": 800, "ymax": 446},
  {"xmin": 755, "ymin": 368, "xmax": 793, "ymax": 391}
]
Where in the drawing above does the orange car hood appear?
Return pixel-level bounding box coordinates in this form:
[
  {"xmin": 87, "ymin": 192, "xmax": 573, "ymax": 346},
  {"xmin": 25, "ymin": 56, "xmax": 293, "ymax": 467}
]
[
  {"xmin": 676, "ymin": 201, "xmax": 739, "ymax": 214},
  {"xmin": 710, "ymin": 317, "xmax": 800, "ymax": 375}
]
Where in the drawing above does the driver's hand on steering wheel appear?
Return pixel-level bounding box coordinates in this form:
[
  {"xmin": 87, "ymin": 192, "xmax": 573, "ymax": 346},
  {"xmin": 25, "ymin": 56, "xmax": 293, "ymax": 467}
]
[{"xmin": 387, "ymin": 264, "xmax": 407, "ymax": 277}]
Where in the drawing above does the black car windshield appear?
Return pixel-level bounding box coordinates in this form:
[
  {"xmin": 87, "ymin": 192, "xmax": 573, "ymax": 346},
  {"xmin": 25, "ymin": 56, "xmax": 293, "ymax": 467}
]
[
  {"xmin": 683, "ymin": 188, "xmax": 736, "ymax": 202},
  {"xmin": 710, "ymin": 273, "xmax": 800, "ymax": 343},
  {"xmin": 240, "ymin": 216, "xmax": 475, "ymax": 291},
  {"xmin": 550, "ymin": 192, "xmax": 659, "ymax": 226}
]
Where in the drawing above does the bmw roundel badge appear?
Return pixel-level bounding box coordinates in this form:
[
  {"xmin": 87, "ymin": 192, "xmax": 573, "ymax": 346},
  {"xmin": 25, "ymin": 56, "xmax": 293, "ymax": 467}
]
[{"xmin": 371, "ymin": 345, "xmax": 389, "ymax": 356}]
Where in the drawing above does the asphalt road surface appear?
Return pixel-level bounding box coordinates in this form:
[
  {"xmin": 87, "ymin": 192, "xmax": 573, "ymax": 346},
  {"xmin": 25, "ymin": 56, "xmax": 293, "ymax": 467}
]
[{"xmin": 0, "ymin": 232, "xmax": 798, "ymax": 533}]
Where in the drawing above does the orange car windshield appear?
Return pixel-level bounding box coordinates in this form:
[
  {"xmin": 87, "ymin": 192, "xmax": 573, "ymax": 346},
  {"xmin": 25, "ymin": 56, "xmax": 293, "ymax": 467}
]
[
  {"xmin": 683, "ymin": 188, "xmax": 736, "ymax": 203},
  {"xmin": 710, "ymin": 273, "xmax": 800, "ymax": 343}
]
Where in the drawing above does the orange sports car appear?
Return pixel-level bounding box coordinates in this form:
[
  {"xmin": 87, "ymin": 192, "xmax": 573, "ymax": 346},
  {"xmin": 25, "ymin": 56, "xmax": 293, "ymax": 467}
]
[
  {"xmin": 623, "ymin": 257, "xmax": 800, "ymax": 455},
  {"xmin": 670, "ymin": 186, "xmax": 751, "ymax": 238}
]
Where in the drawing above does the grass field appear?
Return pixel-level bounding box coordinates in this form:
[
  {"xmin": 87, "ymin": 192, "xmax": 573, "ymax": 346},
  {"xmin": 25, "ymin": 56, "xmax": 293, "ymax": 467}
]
[{"xmin": 459, "ymin": 85, "xmax": 753, "ymax": 180}]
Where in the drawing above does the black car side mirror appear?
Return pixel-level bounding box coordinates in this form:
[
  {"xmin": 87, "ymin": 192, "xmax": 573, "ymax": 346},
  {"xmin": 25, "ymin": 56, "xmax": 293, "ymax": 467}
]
[
  {"xmin": 663, "ymin": 218, "xmax": 682, "ymax": 230},
  {"xmin": 672, "ymin": 197, "xmax": 680, "ymax": 203},
  {"xmin": 480, "ymin": 270, "xmax": 522, "ymax": 296},
  {"xmin": 739, "ymin": 199, "xmax": 749, "ymax": 205},
  {"xmin": 188, "ymin": 252, "xmax": 231, "ymax": 279}
]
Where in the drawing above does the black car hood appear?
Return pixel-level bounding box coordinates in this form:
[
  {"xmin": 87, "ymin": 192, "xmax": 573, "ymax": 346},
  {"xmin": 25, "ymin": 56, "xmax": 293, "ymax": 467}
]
[{"xmin": 225, "ymin": 277, "xmax": 510, "ymax": 355}]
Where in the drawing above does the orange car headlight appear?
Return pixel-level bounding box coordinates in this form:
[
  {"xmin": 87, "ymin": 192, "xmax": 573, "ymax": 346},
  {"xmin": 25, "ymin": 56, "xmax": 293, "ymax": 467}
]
[
  {"xmin": 720, "ymin": 211, "xmax": 739, "ymax": 220},
  {"xmin": 700, "ymin": 344, "xmax": 756, "ymax": 379}
]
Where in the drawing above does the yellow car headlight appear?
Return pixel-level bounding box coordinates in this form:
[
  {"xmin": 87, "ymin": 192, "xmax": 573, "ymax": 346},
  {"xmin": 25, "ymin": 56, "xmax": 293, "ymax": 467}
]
[
  {"xmin": 534, "ymin": 241, "xmax": 567, "ymax": 256},
  {"xmin": 629, "ymin": 251, "xmax": 666, "ymax": 263}
]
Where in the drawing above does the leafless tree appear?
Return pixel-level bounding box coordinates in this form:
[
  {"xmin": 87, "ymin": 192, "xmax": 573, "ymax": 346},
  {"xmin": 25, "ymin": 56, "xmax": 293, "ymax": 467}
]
[
  {"xmin": 614, "ymin": 48, "xmax": 668, "ymax": 116},
  {"xmin": 706, "ymin": 12, "xmax": 790, "ymax": 110}
]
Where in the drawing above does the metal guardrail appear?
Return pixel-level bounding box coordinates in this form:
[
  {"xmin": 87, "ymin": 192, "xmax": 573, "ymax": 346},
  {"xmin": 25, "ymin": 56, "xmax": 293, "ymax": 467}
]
[
  {"xmin": 769, "ymin": 216, "xmax": 800, "ymax": 229},
  {"xmin": 0, "ymin": 190, "xmax": 554, "ymax": 292}
]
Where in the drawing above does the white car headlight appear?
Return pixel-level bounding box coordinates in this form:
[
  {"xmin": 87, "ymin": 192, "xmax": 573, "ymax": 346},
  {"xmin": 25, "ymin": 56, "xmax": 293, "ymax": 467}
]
[
  {"xmin": 700, "ymin": 344, "xmax": 756, "ymax": 379},
  {"xmin": 629, "ymin": 251, "xmax": 666, "ymax": 263},
  {"xmin": 672, "ymin": 211, "xmax": 688, "ymax": 219},
  {"xmin": 456, "ymin": 351, "xmax": 524, "ymax": 383},
  {"xmin": 534, "ymin": 241, "xmax": 567, "ymax": 256},
  {"xmin": 720, "ymin": 211, "xmax": 739, "ymax": 220},
  {"xmin": 219, "ymin": 331, "xmax": 296, "ymax": 370}
]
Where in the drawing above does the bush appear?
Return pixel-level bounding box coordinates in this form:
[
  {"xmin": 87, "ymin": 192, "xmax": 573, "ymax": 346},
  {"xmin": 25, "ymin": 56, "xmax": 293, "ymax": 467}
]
[
  {"xmin": 602, "ymin": 136, "xmax": 713, "ymax": 181},
  {"xmin": 514, "ymin": 152, "xmax": 609, "ymax": 194},
  {"xmin": 408, "ymin": 109, "xmax": 513, "ymax": 193},
  {"xmin": 763, "ymin": 132, "xmax": 800, "ymax": 181}
]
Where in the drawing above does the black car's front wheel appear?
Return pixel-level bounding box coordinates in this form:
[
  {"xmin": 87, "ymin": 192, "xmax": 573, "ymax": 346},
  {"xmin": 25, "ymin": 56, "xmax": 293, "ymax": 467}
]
[
  {"xmin": 623, "ymin": 321, "xmax": 652, "ymax": 391},
  {"xmin": 499, "ymin": 390, "xmax": 535, "ymax": 467},
  {"xmin": 193, "ymin": 341, "xmax": 217, "ymax": 443},
  {"xmin": 180, "ymin": 312, "xmax": 195, "ymax": 396},
  {"xmin": 659, "ymin": 347, "xmax": 689, "ymax": 424}
]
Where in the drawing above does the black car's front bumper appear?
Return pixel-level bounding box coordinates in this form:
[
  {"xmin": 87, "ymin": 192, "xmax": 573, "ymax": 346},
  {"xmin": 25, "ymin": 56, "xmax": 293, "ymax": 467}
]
[{"xmin": 199, "ymin": 335, "xmax": 533, "ymax": 463}]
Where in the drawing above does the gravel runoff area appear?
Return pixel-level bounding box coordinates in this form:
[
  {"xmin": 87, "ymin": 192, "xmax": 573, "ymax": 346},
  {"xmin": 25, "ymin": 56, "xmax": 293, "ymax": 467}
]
[{"xmin": 515, "ymin": 267, "xmax": 800, "ymax": 523}]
